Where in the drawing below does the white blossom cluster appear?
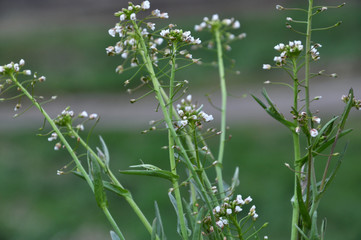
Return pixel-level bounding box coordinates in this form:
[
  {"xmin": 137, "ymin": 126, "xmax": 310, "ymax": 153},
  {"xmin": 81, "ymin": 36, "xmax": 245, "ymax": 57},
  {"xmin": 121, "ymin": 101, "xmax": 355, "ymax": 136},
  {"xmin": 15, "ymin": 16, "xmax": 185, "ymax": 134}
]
[
  {"xmin": 159, "ymin": 29, "xmax": 201, "ymax": 45},
  {"xmin": 310, "ymin": 43, "xmax": 322, "ymax": 61},
  {"xmin": 106, "ymin": 1, "xmax": 173, "ymax": 73},
  {"xmin": 194, "ymin": 14, "xmax": 246, "ymax": 51},
  {"xmin": 203, "ymin": 194, "xmax": 258, "ymax": 232},
  {"xmin": 0, "ymin": 59, "xmax": 32, "ymax": 76},
  {"xmin": 174, "ymin": 94, "xmax": 213, "ymax": 130}
]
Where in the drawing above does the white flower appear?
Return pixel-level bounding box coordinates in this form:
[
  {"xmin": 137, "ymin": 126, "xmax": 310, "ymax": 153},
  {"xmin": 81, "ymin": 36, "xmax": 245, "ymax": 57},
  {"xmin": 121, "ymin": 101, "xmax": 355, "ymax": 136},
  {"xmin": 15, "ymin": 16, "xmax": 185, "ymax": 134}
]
[
  {"xmin": 147, "ymin": 22, "xmax": 155, "ymax": 31},
  {"xmin": 263, "ymin": 64, "xmax": 271, "ymax": 70},
  {"xmin": 130, "ymin": 13, "xmax": 136, "ymax": 20},
  {"xmin": 274, "ymin": 43, "xmax": 285, "ymax": 51},
  {"xmin": 160, "ymin": 29, "xmax": 170, "ymax": 37},
  {"xmin": 235, "ymin": 206, "xmax": 242, "ymax": 212},
  {"xmin": 222, "ymin": 18, "xmax": 232, "ymax": 26},
  {"xmin": 79, "ymin": 111, "xmax": 88, "ymax": 118},
  {"xmin": 108, "ymin": 28, "xmax": 116, "ymax": 37},
  {"xmin": 19, "ymin": 59, "xmax": 25, "ymax": 66},
  {"xmin": 54, "ymin": 143, "xmax": 62, "ymax": 151},
  {"xmin": 0, "ymin": 66, "xmax": 4, "ymax": 73},
  {"xmin": 160, "ymin": 12, "xmax": 169, "ymax": 19},
  {"xmin": 226, "ymin": 209, "xmax": 232, "ymax": 215},
  {"xmin": 24, "ymin": 70, "xmax": 31, "ymax": 75},
  {"xmin": 14, "ymin": 64, "xmax": 19, "ymax": 72},
  {"xmin": 141, "ymin": 0, "xmax": 150, "ymax": 10},
  {"xmin": 232, "ymin": 20, "xmax": 240, "ymax": 29},
  {"xmin": 186, "ymin": 94, "xmax": 192, "ymax": 102},
  {"xmin": 76, "ymin": 124, "xmax": 84, "ymax": 131},
  {"xmin": 214, "ymin": 206, "xmax": 221, "ymax": 213},
  {"xmin": 152, "ymin": 9, "xmax": 161, "ymax": 17},
  {"xmin": 38, "ymin": 76, "xmax": 46, "ymax": 82},
  {"xmin": 244, "ymin": 196, "xmax": 252, "ymax": 204},
  {"xmin": 249, "ymin": 205, "xmax": 256, "ymax": 213},
  {"xmin": 236, "ymin": 194, "xmax": 244, "ymax": 205},
  {"xmin": 216, "ymin": 220, "xmax": 224, "ymax": 228},
  {"xmin": 121, "ymin": 51, "xmax": 128, "ymax": 59},
  {"xmin": 120, "ymin": 14, "xmax": 126, "ymax": 21},
  {"xmin": 89, "ymin": 113, "xmax": 98, "ymax": 120},
  {"xmin": 286, "ymin": 17, "xmax": 293, "ymax": 21},
  {"xmin": 312, "ymin": 116, "xmax": 321, "ymax": 124},
  {"xmin": 310, "ymin": 128, "xmax": 318, "ymax": 137},
  {"xmin": 177, "ymin": 120, "xmax": 188, "ymax": 128},
  {"xmin": 273, "ymin": 56, "xmax": 282, "ymax": 63},
  {"xmin": 253, "ymin": 213, "xmax": 259, "ymax": 220},
  {"xmin": 295, "ymin": 126, "xmax": 300, "ymax": 133},
  {"xmin": 212, "ymin": 14, "xmax": 219, "ymax": 21}
]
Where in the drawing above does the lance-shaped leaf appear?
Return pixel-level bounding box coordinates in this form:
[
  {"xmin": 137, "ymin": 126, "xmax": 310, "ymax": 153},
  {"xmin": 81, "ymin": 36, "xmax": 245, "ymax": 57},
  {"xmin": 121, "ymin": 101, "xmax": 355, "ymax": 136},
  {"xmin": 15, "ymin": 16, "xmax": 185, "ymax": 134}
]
[
  {"xmin": 91, "ymin": 153, "xmax": 108, "ymax": 209},
  {"xmin": 312, "ymin": 116, "xmax": 339, "ymax": 149},
  {"xmin": 252, "ymin": 89, "xmax": 296, "ymax": 130},
  {"xmin": 191, "ymin": 207, "xmax": 206, "ymax": 240},
  {"xmin": 339, "ymin": 88, "xmax": 354, "ymax": 129},
  {"xmin": 99, "ymin": 136, "xmax": 110, "ymax": 167},
  {"xmin": 151, "ymin": 201, "xmax": 166, "ymax": 240},
  {"xmin": 168, "ymin": 192, "xmax": 191, "ymax": 237},
  {"xmin": 119, "ymin": 164, "xmax": 179, "ymax": 182},
  {"xmin": 296, "ymin": 178, "xmax": 311, "ymax": 229}
]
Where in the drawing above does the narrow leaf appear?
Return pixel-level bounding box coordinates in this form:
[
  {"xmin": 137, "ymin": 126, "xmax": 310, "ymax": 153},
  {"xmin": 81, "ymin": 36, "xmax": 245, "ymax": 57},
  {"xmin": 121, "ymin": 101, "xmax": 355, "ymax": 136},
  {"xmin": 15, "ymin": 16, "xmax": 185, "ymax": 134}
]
[
  {"xmin": 192, "ymin": 207, "xmax": 206, "ymax": 240},
  {"xmin": 296, "ymin": 178, "xmax": 311, "ymax": 228},
  {"xmin": 154, "ymin": 201, "xmax": 166, "ymax": 239},
  {"xmin": 99, "ymin": 136, "xmax": 110, "ymax": 167},
  {"xmin": 119, "ymin": 169, "xmax": 178, "ymax": 182},
  {"xmin": 110, "ymin": 231, "xmax": 121, "ymax": 240},
  {"xmin": 91, "ymin": 154, "xmax": 108, "ymax": 209}
]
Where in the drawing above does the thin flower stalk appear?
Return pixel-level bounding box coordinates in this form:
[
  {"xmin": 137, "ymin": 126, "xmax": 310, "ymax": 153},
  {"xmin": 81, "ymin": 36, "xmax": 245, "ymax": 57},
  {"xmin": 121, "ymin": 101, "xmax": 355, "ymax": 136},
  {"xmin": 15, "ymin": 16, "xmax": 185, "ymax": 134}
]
[
  {"xmin": 168, "ymin": 41, "xmax": 189, "ymax": 239},
  {"xmin": 132, "ymin": 21, "xmax": 220, "ymax": 234},
  {"xmin": 9, "ymin": 72, "xmax": 127, "ymax": 238},
  {"xmin": 68, "ymin": 126, "xmax": 155, "ymax": 236},
  {"xmin": 214, "ymin": 26, "xmax": 227, "ymax": 199}
]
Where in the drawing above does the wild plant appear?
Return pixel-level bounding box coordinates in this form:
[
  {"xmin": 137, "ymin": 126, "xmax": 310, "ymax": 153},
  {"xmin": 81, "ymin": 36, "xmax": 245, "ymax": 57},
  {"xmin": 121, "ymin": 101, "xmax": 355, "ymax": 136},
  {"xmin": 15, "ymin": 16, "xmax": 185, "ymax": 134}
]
[
  {"xmin": 0, "ymin": 0, "xmax": 357, "ymax": 240},
  {"xmin": 255, "ymin": 1, "xmax": 358, "ymax": 240}
]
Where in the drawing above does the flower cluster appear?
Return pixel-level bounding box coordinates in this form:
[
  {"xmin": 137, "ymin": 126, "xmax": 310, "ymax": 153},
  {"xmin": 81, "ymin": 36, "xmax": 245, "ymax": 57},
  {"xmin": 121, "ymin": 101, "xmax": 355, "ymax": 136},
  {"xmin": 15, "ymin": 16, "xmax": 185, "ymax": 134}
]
[
  {"xmin": 203, "ymin": 194, "xmax": 258, "ymax": 232},
  {"xmin": 0, "ymin": 60, "xmax": 32, "ymax": 76},
  {"xmin": 342, "ymin": 93, "xmax": 361, "ymax": 110},
  {"xmin": 294, "ymin": 111, "xmax": 321, "ymax": 137},
  {"xmin": 160, "ymin": 29, "xmax": 201, "ymax": 45},
  {"xmin": 174, "ymin": 95, "xmax": 213, "ymax": 130},
  {"xmin": 310, "ymin": 43, "xmax": 321, "ymax": 61},
  {"xmin": 194, "ymin": 14, "xmax": 246, "ymax": 51},
  {"xmin": 54, "ymin": 108, "xmax": 98, "ymax": 128}
]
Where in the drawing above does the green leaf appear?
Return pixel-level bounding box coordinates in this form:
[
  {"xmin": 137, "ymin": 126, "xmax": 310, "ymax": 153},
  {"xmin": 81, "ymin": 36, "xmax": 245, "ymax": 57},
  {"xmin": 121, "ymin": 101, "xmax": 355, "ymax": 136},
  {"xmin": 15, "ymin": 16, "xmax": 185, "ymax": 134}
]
[
  {"xmin": 316, "ymin": 143, "xmax": 347, "ymax": 202},
  {"xmin": 110, "ymin": 231, "xmax": 121, "ymax": 240},
  {"xmin": 230, "ymin": 167, "xmax": 239, "ymax": 194},
  {"xmin": 168, "ymin": 192, "xmax": 191, "ymax": 237},
  {"xmin": 312, "ymin": 116, "xmax": 339, "ymax": 148},
  {"xmin": 119, "ymin": 168, "xmax": 178, "ymax": 182},
  {"xmin": 91, "ymin": 154, "xmax": 108, "ymax": 209},
  {"xmin": 297, "ymin": 129, "xmax": 352, "ymax": 165},
  {"xmin": 252, "ymin": 89, "xmax": 296, "ymax": 130},
  {"xmin": 99, "ymin": 136, "xmax": 110, "ymax": 167},
  {"xmin": 103, "ymin": 181, "xmax": 131, "ymax": 198},
  {"xmin": 192, "ymin": 207, "xmax": 206, "ymax": 240},
  {"xmin": 151, "ymin": 201, "xmax": 166, "ymax": 240},
  {"xmin": 339, "ymin": 88, "xmax": 354, "ymax": 129},
  {"xmin": 296, "ymin": 178, "xmax": 311, "ymax": 228}
]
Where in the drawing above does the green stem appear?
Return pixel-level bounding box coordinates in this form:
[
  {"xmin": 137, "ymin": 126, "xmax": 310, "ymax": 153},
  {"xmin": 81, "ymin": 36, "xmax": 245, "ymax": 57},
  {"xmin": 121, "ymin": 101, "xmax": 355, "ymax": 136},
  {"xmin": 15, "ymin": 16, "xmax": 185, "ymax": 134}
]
[
  {"xmin": 10, "ymin": 73, "xmax": 95, "ymax": 191},
  {"xmin": 70, "ymin": 128, "xmax": 155, "ymax": 236},
  {"xmin": 231, "ymin": 216, "xmax": 244, "ymax": 240},
  {"xmin": 168, "ymin": 42, "xmax": 189, "ymax": 240},
  {"xmin": 305, "ymin": 0, "xmax": 314, "ymax": 118},
  {"xmin": 133, "ymin": 22, "xmax": 220, "ymax": 236},
  {"xmin": 102, "ymin": 206, "xmax": 126, "ymax": 240},
  {"xmin": 291, "ymin": 59, "xmax": 301, "ymax": 240},
  {"xmin": 214, "ymin": 27, "xmax": 227, "ymax": 199}
]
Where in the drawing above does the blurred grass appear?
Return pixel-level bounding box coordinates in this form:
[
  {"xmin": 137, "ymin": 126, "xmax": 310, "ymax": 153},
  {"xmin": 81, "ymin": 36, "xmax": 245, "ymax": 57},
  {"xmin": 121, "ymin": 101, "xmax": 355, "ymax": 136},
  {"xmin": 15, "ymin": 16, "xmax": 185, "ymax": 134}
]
[{"xmin": 1, "ymin": 124, "xmax": 360, "ymax": 239}]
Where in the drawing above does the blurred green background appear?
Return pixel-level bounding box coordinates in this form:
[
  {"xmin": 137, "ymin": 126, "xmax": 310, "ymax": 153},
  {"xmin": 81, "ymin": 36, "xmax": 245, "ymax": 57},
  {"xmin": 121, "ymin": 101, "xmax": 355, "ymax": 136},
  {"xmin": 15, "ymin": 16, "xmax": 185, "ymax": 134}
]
[{"xmin": 1, "ymin": 0, "xmax": 360, "ymax": 239}]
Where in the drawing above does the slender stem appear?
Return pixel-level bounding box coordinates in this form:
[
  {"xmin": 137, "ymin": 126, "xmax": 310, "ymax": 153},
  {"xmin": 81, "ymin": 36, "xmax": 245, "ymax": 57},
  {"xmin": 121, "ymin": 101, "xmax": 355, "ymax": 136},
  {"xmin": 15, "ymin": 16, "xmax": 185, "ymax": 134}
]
[
  {"xmin": 70, "ymin": 128, "xmax": 155, "ymax": 236},
  {"xmin": 133, "ymin": 22, "xmax": 219, "ymax": 236},
  {"xmin": 230, "ymin": 216, "xmax": 244, "ymax": 240},
  {"xmin": 10, "ymin": 73, "xmax": 95, "ymax": 191},
  {"xmin": 214, "ymin": 27, "xmax": 227, "ymax": 199},
  {"xmin": 305, "ymin": 0, "xmax": 314, "ymax": 118},
  {"xmin": 168, "ymin": 42, "xmax": 189, "ymax": 240},
  {"xmin": 290, "ymin": 59, "xmax": 301, "ymax": 240},
  {"xmin": 102, "ymin": 207, "xmax": 126, "ymax": 240}
]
